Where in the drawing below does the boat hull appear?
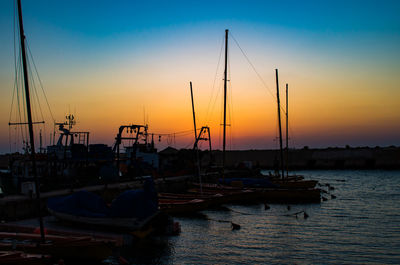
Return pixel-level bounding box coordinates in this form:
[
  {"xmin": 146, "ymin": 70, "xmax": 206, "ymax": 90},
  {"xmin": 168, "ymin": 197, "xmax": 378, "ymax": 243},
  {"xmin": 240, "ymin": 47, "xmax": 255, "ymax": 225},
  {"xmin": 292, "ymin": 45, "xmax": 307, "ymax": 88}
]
[{"xmin": 48, "ymin": 208, "xmax": 159, "ymax": 231}]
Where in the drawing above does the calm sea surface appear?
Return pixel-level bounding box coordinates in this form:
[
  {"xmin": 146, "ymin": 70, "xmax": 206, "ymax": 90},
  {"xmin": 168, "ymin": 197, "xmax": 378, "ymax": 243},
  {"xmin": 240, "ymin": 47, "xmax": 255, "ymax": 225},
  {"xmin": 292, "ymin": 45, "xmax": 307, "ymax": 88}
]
[{"xmin": 115, "ymin": 170, "xmax": 400, "ymax": 264}]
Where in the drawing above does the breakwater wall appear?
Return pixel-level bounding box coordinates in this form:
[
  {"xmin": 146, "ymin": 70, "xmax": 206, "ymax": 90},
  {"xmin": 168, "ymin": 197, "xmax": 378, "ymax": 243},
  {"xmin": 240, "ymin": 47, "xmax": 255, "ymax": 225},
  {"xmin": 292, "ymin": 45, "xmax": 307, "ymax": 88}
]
[{"xmin": 210, "ymin": 147, "xmax": 400, "ymax": 169}]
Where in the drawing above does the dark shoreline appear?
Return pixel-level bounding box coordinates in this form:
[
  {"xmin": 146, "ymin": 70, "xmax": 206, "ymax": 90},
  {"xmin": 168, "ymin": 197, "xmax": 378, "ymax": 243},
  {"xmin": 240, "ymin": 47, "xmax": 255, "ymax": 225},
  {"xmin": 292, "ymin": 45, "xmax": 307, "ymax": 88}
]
[{"xmin": 210, "ymin": 146, "xmax": 400, "ymax": 170}]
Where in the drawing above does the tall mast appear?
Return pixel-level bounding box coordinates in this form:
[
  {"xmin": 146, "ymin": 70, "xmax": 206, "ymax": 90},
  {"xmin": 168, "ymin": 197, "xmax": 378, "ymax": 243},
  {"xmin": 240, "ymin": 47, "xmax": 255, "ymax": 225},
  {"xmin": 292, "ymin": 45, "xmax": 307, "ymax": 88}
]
[
  {"xmin": 275, "ymin": 69, "xmax": 285, "ymax": 180},
  {"xmin": 222, "ymin": 29, "xmax": 228, "ymax": 179},
  {"xmin": 17, "ymin": 0, "xmax": 45, "ymax": 243},
  {"xmin": 190, "ymin": 82, "xmax": 197, "ymax": 141},
  {"xmin": 190, "ymin": 82, "xmax": 202, "ymax": 193},
  {"xmin": 285, "ymin": 83, "xmax": 289, "ymax": 178}
]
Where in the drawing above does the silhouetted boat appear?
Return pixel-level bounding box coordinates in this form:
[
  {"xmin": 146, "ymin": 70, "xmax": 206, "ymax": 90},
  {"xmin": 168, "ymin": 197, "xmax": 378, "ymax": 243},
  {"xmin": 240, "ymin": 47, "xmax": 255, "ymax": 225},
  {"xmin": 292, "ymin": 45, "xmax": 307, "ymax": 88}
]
[
  {"xmin": 191, "ymin": 182, "xmax": 320, "ymax": 203},
  {"xmin": 47, "ymin": 179, "xmax": 159, "ymax": 231},
  {"xmin": 159, "ymin": 198, "xmax": 210, "ymax": 215}
]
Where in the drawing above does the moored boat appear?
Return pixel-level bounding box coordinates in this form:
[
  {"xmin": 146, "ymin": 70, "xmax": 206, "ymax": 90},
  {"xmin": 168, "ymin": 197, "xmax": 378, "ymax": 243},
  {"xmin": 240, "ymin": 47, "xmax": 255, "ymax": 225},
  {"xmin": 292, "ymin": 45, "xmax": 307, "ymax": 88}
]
[
  {"xmin": 269, "ymin": 179, "xmax": 318, "ymax": 189},
  {"xmin": 0, "ymin": 231, "xmax": 114, "ymax": 261},
  {"xmin": 159, "ymin": 198, "xmax": 210, "ymax": 215},
  {"xmin": 47, "ymin": 179, "xmax": 159, "ymax": 231},
  {"xmin": 0, "ymin": 251, "xmax": 50, "ymax": 265}
]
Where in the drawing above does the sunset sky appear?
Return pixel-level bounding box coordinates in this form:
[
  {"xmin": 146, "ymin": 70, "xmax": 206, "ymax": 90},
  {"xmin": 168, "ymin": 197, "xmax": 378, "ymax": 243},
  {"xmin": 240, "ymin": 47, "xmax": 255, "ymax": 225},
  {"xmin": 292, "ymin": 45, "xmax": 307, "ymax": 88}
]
[{"xmin": 0, "ymin": 0, "xmax": 399, "ymax": 153}]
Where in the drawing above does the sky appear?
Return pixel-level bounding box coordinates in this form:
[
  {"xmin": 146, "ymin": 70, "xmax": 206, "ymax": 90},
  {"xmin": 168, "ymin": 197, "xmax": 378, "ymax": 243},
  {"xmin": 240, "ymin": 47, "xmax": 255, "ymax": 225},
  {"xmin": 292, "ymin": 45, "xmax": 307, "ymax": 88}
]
[{"xmin": 0, "ymin": 0, "xmax": 399, "ymax": 153}]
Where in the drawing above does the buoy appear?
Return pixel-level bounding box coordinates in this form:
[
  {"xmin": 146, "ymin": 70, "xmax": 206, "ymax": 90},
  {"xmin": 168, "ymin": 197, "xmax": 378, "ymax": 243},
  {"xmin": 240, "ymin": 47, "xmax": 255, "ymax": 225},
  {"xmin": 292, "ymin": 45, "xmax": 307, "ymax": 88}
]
[
  {"xmin": 331, "ymin": 194, "xmax": 336, "ymax": 199},
  {"xmin": 287, "ymin": 205, "xmax": 291, "ymax": 211},
  {"xmin": 304, "ymin": 212, "xmax": 309, "ymax": 219},
  {"xmin": 264, "ymin": 203, "xmax": 270, "ymax": 210},
  {"xmin": 322, "ymin": 197, "xmax": 328, "ymax": 201}
]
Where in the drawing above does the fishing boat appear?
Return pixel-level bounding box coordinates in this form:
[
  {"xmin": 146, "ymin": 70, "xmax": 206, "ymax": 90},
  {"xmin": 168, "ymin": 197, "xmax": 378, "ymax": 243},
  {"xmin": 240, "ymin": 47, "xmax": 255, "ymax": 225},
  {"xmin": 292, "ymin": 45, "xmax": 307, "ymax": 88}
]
[{"xmin": 47, "ymin": 179, "xmax": 159, "ymax": 231}]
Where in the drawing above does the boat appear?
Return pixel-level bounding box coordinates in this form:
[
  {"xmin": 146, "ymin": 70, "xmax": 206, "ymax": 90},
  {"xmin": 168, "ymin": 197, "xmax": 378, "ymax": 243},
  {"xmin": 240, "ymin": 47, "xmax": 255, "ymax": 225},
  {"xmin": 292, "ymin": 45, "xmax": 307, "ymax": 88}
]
[
  {"xmin": 47, "ymin": 209, "xmax": 159, "ymax": 231},
  {"xmin": 188, "ymin": 184, "xmax": 260, "ymax": 204},
  {"xmin": 0, "ymin": 231, "xmax": 114, "ymax": 261},
  {"xmin": 268, "ymin": 178, "xmax": 318, "ymax": 189},
  {"xmin": 0, "ymin": 251, "xmax": 50, "ymax": 265},
  {"xmin": 47, "ymin": 179, "xmax": 159, "ymax": 231},
  {"xmin": 273, "ymin": 73, "xmax": 319, "ymax": 189},
  {"xmin": 159, "ymin": 192, "xmax": 224, "ymax": 201},
  {"xmin": 159, "ymin": 198, "xmax": 210, "ymax": 215},
  {"xmin": 191, "ymin": 181, "xmax": 320, "ymax": 203}
]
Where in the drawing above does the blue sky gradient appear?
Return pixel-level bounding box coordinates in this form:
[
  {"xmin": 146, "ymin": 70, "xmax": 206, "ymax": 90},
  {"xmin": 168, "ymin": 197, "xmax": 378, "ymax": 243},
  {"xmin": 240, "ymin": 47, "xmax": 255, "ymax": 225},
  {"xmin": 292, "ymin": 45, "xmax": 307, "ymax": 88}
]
[{"xmin": 0, "ymin": 0, "xmax": 399, "ymax": 152}]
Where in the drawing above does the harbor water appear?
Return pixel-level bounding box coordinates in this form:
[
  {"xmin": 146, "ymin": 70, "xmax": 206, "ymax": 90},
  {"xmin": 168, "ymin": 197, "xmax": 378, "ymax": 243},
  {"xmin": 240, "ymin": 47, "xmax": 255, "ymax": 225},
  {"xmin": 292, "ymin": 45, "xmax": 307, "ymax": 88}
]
[{"xmin": 112, "ymin": 170, "xmax": 400, "ymax": 264}]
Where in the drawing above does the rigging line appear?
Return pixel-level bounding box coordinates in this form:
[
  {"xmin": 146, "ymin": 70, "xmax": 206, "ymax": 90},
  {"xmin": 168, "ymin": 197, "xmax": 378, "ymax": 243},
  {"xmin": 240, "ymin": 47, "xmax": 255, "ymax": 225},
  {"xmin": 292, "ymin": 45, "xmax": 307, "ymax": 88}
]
[
  {"xmin": 227, "ymin": 53, "xmax": 233, "ymax": 150},
  {"xmin": 26, "ymin": 41, "xmax": 55, "ymax": 122},
  {"xmin": 183, "ymin": 141, "xmax": 194, "ymax": 149},
  {"xmin": 26, "ymin": 58, "xmax": 40, "ymax": 133},
  {"xmin": 229, "ymin": 81, "xmax": 234, "ymax": 150},
  {"xmin": 10, "ymin": 0, "xmax": 17, "ymax": 124},
  {"xmin": 17, "ymin": 52, "xmax": 28, "ymax": 143},
  {"xmin": 229, "ymin": 32, "xmax": 275, "ymax": 99},
  {"xmin": 204, "ymin": 34, "xmax": 225, "ymax": 125},
  {"xmin": 13, "ymin": 29, "xmax": 23, "ymax": 128},
  {"xmin": 26, "ymin": 53, "xmax": 45, "ymax": 126},
  {"xmin": 288, "ymin": 126, "xmax": 297, "ymax": 148},
  {"xmin": 153, "ymin": 129, "xmax": 194, "ymax": 136},
  {"xmin": 13, "ymin": 0, "xmax": 26, "ymax": 144},
  {"xmin": 9, "ymin": 74, "xmax": 17, "ymax": 123},
  {"xmin": 206, "ymin": 79, "xmax": 223, "ymax": 126}
]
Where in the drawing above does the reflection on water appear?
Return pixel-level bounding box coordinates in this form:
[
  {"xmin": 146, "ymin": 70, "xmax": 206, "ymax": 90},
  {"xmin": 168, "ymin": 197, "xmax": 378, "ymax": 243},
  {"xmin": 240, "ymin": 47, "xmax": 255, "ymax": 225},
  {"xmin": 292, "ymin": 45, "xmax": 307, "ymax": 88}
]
[{"xmin": 110, "ymin": 170, "xmax": 400, "ymax": 264}]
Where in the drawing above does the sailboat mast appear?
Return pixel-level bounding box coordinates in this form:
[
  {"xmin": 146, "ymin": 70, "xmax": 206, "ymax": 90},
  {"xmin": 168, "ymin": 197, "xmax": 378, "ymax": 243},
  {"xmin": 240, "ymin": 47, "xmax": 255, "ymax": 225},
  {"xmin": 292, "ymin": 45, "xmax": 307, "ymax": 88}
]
[
  {"xmin": 222, "ymin": 29, "xmax": 228, "ymax": 178},
  {"xmin": 190, "ymin": 82, "xmax": 198, "ymax": 141},
  {"xmin": 190, "ymin": 82, "xmax": 202, "ymax": 193},
  {"xmin": 275, "ymin": 69, "xmax": 285, "ymax": 180},
  {"xmin": 17, "ymin": 0, "xmax": 45, "ymax": 243},
  {"xmin": 286, "ymin": 83, "xmax": 289, "ymax": 178}
]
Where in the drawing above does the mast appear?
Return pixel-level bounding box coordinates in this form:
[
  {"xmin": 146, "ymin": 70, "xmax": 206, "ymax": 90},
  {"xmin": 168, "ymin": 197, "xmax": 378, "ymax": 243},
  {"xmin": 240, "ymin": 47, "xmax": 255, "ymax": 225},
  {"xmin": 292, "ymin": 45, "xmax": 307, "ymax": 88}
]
[
  {"xmin": 190, "ymin": 82, "xmax": 198, "ymax": 140},
  {"xmin": 275, "ymin": 69, "xmax": 285, "ymax": 180},
  {"xmin": 17, "ymin": 0, "xmax": 45, "ymax": 243},
  {"xmin": 286, "ymin": 83, "xmax": 289, "ymax": 178},
  {"xmin": 222, "ymin": 29, "xmax": 228, "ymax": 179},
  {"xmin": 190, "ymin": 82, "xmax": 202, "ymax": 193}
]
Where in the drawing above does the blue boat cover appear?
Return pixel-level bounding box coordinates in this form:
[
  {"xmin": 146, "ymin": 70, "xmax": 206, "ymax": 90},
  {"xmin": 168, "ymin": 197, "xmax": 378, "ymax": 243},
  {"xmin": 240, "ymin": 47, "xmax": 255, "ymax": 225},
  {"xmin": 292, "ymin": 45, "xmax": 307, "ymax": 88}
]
[
  {"xmin": 47, "ymin": 190, "xmax": 110, "ymax": 217},
  {"xmin": 47, "ymin": 179, "xmax": 158, "ymax": 219},
  {"xmin": 218, "ymin": 177, "xmax": 277, "ymax": 188},
  {"xmin": 109, "ymin": 179, "xmax": 158, "ymax": 219}
]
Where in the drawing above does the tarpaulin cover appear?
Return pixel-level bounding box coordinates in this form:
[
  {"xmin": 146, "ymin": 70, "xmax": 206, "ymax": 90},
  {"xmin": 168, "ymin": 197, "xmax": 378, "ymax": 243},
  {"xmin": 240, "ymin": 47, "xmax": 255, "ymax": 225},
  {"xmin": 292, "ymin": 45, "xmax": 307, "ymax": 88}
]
[
  {"xmin": 109, "ymin": 179, "xmax": 158, "ymax": 219},
  {"xmin": 47, "ymin": 190, "xmax": 110, "ymax": 217},
  {"xmin": 47, "ymin": 179, "xmax": 158, "ymax": 220}
]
